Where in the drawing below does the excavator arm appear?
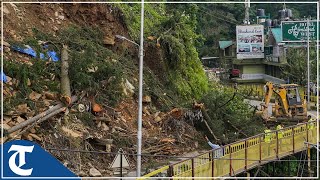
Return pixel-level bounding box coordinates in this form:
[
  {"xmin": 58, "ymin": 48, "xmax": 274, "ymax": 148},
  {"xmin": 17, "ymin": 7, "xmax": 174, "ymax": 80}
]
[
  {"xmin": 274, "ymin": 87, "xmax": 290, "ymax": 116},
  {"xmin": 262, "ymin": 82, "xmax": 273, "ymax": 109},
  {"xmin": 257, "ymin": 82, "xmax": 273, "ymax": 120}
]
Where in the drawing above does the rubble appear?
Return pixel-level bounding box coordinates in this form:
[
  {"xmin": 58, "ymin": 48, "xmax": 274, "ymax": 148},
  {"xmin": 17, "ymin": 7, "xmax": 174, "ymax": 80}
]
[
  {"xmin": 103, "ymin": 36, "xmax": 115, "ymax": 45},
  {"xmin": 89, "ymin": 167, "xmax": 102, "ymax": 177},
  {"xmin": 3, "ymin": 5, "xmax": 10, "ymax": 14},
  {"xmin": 29, "ymin": 91, "xmax": 42, "ymax": 101},
  {"xmin": 122, "ymin": 79, "xmax": 135, "ymax": 96},
  {"xmin": 2, "ymin": 4, "xmax": 206, "ymax": 177},
  {"xmin": 3, "ymin": 41, "xmax": 10, "ymax": 47},
  {"xmin": 143, "ymin": 95, "xmax": 151, "ymax": 103},
  {"xmin": 61, "ymin": 126, "xmax": 82, "ymax": 138}
]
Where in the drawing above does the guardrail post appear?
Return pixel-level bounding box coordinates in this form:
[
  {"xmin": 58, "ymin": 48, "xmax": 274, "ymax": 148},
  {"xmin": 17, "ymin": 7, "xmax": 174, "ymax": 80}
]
[
  {"xmin": 168, "ymin": 165, "xmax": 173, "ymax": 180},
  {"xmin": 292, "ymin": 127, "xmax": 295, "ymax": 153},
  {"xmin": 229, "ymin": 145, "xmax": 232, "ymax": 176},
  {"xmin": 307, "ymin": 144, "xmax": 313, "ymax": 177},
  {"xmin": 259, "ymin": 135, "xmax": 262, "ymax": 164},
  {"xmin": 306, "ymin": 123, "xmax": 309, "ymax": 142},
  {"xmin": 211, "ymin": 151, "xmax": 214, "ymax": 177},
  {"xmin": 191, "ymin": 158, "xmax": 194, "ymax": 179},
  {"xmin": 245, "ymin": 140, "xmax": 248, "ymax": 171},
  {"xmin": 276, "ymin": 131, "xmax": 279, "ymax": 159}
]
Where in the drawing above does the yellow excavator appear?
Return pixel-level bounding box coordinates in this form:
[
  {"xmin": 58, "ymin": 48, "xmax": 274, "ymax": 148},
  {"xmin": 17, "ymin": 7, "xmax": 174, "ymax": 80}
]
[{"xmin": 256, "ymin": 82, "xmax": 308, "ymax": 124}]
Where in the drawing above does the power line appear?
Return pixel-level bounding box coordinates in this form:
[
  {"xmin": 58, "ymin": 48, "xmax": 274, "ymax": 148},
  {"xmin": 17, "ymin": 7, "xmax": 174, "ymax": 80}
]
[
  {"xmin": 197, "ymin": 7, "xmax": 238, "ymax": 25},
  {"xmin": 46, "ymin": 147, "xmax": 318, "ymax": 162}
]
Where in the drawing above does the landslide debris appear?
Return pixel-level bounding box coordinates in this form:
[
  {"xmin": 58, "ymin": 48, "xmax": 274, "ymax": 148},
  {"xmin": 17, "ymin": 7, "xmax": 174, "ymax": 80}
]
[{"xmin": 2, "ymin": 3, "xmax": 205, "ymax": 176}]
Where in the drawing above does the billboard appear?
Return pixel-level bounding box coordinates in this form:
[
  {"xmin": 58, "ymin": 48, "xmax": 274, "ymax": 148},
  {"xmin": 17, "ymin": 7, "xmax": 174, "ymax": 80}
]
[
  {"xmin": 236, "ymin": 25, "xmax": 264, "ymax": 59},
  {"xmin": 282, "ymin": 20, "xmax": 319, "ymax": 42}
]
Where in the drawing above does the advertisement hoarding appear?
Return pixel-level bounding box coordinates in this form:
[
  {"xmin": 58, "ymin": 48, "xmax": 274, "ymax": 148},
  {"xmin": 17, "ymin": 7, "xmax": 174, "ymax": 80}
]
[
  {"xmin": 236, "ymin": 25, "xmax": 264, "ymax": 59},
  {"xmin": 282, "ymin": 20, "xmax": 319, "ymax": 42}
]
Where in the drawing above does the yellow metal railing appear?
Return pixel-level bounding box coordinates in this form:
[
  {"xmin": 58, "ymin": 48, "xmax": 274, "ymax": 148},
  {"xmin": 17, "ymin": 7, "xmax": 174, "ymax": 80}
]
[
  {"xmin": 141, "ymin": 121, "xmax": 318, "ymax": 179},
  {"xmin": 233, "ymin": 84, "xmax": 318, "ymax": 103},
  {"xmin": 235, "ymin": 84, "xmax": 265, "ymax": 98}
]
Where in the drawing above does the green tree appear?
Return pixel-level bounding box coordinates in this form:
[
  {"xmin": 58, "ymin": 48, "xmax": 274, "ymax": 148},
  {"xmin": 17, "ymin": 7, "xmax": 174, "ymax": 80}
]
[
  {"xmin": 201, "ymin": 84, "xmax": 264, "ymax": 143},
  {"xmin": 280, "ymin": 47, "xmax": 316, "ymax": 85},
  {"xmin": 117, "ymin": 4, "xmax": 209, "ymax": 100}
]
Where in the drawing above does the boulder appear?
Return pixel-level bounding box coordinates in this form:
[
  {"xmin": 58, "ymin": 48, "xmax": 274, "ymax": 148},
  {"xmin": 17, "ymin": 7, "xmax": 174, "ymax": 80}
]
[
  {"xmin": 103, "ymin": 36, "xmax": 115, "ymax": 45},
  {"xmin": 89, "ymin": 167, "xmax": 102, "ymax": 177},
  {"xmin": 142, "ymin": 95, "xmax": 151, "ymax": 103}
]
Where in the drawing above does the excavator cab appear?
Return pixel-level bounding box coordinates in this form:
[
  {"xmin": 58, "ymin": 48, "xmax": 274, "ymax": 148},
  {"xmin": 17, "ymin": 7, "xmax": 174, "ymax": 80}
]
[{"xmin": 286, "ymin": 85, "xmax": 302, "ymax": 106}]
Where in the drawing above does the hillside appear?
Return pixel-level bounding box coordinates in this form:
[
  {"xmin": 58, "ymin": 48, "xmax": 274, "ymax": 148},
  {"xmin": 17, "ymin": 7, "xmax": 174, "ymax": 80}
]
[
  {"xmin": 2, "ymin": 3, "xmax": 206, "ymax": 176},
  {"xmin": 2, "ymin": 3, "xmax": 264, "ymax": 176}
]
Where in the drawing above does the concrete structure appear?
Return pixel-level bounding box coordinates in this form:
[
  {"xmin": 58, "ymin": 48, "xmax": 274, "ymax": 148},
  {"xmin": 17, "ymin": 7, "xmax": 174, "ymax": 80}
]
[{"xmin": 218, "ymin": 27, "xmax": 287, "ymax": 84}]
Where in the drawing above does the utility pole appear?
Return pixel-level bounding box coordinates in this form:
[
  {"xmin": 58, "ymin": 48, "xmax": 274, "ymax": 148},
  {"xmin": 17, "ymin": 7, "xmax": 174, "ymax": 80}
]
[
  {"xmin": 136, "ymin": 0, "xmax": 144, "ymax": 177},
  {"xmin": 307, "ymin": 17, "xmax": 310, "ymax": 109},
  {"xmin": 244, "ymin": 0, "xmax": 250, "ymax": 25}
]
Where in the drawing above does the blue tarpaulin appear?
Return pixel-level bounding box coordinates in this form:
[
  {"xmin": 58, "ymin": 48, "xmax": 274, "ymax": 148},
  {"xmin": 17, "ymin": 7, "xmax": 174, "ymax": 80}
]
[
  {"xmin": 47, "ymin": 51, "xmax": 59, "ymax": 62},
  {"xmin": 1, "ymin": 71, "xmax": 7, "ymax": 83},
  {"xmin": 12, "ymin": 46, "xmax": 37, "ymax": 57},
  {"xmin": 12, "ymin": 45, "xmax": 60, "ymax": 62}
]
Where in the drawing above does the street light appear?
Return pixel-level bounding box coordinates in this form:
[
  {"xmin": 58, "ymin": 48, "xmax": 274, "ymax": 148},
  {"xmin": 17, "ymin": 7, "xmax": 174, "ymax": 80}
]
[
  {"xmin": 115, "ymin": 35, "xmax": 140, "ymax": 47},
  {"xmin": 115, "ymin": 2, "xmax": 144, "ymax": 177},
  {"xmin": 307, "ymin": 17, "xmax": 311, "ymax": 109},
  {"xmin": 115, "ymin": 34, "xmax": 144, "ymax": 176}
]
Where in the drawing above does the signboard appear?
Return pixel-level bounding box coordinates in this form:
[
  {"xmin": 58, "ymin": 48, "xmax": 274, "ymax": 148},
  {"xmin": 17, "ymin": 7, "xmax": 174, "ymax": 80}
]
[
  {"xmin": 282, "ymin": 20, "xmax": 319, "ymax": 42},
  {"xmin": 109, "ymin": 148, "xmax": 130, "ymax": 176},
  {"xmin": 236, "ymin": 25, "xmax": 264, "ymax": 59}
]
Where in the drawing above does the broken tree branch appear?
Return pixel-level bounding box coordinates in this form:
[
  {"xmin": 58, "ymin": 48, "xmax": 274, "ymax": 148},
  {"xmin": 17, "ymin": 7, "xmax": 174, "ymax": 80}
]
[
  {"xmin": 227, "ymin": 120, "xmax": 248, "ymax": 137},
  {"xmin": 201, "ymin": 107, "xmax": 219, "ymax": 141},
  {"xmin": 6, "ymin": 96, "xmax": 78, "ymax": 135},
  {"xmin": 9, "ymin": 107, "xmax": 67, "ymax": 141}
]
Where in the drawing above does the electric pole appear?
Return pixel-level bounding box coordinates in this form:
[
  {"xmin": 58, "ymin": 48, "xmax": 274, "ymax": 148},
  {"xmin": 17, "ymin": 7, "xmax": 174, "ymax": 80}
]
[{"xmin": 244, "ymin": 0, "xmax": 250, "ymax": 24}]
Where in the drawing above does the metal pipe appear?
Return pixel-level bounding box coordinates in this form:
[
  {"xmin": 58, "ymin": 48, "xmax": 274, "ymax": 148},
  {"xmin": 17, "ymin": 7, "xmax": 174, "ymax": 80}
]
[
  {"xmin": 136, "ymin": 1, "xmax": 144, "ymax": 177},
  {"xmin": 307, "ymin": 18, "xmax": 310, "ymax": 107},
  {"xmin": 120, "ymin": 150, "xmax": 123, "ymax": 179},
  {"xmin": 317, "ymin": 4, "xmax": 319, "ymax": 178}
]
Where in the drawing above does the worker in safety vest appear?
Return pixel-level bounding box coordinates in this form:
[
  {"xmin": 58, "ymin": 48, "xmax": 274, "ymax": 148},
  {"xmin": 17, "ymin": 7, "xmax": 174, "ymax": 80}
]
[
  {"xmin": 264, "ymin": 126, "xmax": 272, "ymax": 143},
  {"xmin": 276, "ymin": 123, "xmax": 284, "ymax": 139},
  {"xmin": 307, "ymin": 115, "xmax": 315, "ymax": 130}
]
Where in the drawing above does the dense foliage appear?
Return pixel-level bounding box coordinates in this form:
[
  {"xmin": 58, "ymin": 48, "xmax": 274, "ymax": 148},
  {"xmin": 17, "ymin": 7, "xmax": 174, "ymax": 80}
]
[
  {"xmin": 201, "ymin": 84, "xmax": 264, "ymax": 143},
  {"xmin": 115, "ymin": 4, "xmax": 208, "ymax": 100},
  {"xmin": 5, "ymin": 26, "xmax": 126, "ymax": 107},
  {"xmin": 280, "ymin": 46, "xmax": 317, "ymax": 85},
  {"xmin": 193, "ymin": 2, "xmax": 317, "ymax": 58}
]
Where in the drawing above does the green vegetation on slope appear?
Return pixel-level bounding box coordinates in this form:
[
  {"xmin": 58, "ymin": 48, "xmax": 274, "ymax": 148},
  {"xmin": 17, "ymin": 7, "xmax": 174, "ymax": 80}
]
[{"xmin": 115, "ymin": 4, "xmax": 208, "ymax": 100}]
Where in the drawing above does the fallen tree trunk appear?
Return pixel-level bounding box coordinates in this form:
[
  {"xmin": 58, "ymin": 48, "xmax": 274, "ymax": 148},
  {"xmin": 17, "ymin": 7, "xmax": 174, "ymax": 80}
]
[
  {"xmin": 201, "ymin": 108, "xmax": 219, "ymax": 141},
  {"xmin": 6, "ymin": 96, "xmax": 78, "ymax": 134},
  {"xmin": 60, "ymin": 45, "xmax": 71, "ymax": 105},
  {"xmin": 9, "ymin": 107, "xmax": 67, "ymax": 141}
]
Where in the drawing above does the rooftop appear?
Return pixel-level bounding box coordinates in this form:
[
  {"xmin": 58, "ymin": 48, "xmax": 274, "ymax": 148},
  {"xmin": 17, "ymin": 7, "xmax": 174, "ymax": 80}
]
[
  {"xmin": 219, "ymin": 41, "xmax": 233, "ymax": 50},
  {"xmin": 271, "ymin": 28, "xmax": 282, "ymax": 44}
]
